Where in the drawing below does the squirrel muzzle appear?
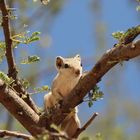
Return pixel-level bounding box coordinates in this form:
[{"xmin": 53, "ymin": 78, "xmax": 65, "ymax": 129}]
[{"xmin": 75, "ymin": 69, "xmax": 80, "ymax": 76}]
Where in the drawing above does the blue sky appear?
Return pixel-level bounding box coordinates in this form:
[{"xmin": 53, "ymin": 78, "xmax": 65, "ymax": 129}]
[{"xmin": 47, "ymin": 0, "xmax": 139, "ymax": 56}]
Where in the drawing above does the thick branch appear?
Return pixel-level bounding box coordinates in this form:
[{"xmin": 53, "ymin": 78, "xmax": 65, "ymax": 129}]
[
  {"xmin": 0, "ymin": 130, "xmax": 32, "ymax": 140},
  {"xmin": 42, "ymin": 39, "xmax": 140, "ymax": 127},
  {"xmin": 0, "ymin": 80, "xmax": 42, "ymax": 136}
]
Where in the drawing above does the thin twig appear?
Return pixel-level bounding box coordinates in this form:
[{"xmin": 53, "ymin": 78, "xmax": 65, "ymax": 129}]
[
  {"xmin": 0, "ymin": 130, "xmax": 32, "ymax": 140},
  {"xmin": 0, "ymin": 0, "xmax": 17, "ymax": 79},
  {"xmin": 73, "ymin": 112, "xmax": 98, "ymax": 138}
]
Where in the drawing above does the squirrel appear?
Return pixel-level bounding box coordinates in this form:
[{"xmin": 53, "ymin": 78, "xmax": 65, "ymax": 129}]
[{"xmin": 44, "ymin": 54, "xmax": 82, "ymax": 137}]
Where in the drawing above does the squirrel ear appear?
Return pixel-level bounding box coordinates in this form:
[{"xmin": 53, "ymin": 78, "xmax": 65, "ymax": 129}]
[
  {"xmin": 56, "ymin": 56, "xmax": 64, "ymax": 69},
  {"xmin": 75, "ymin": 54, "xmax": 81, "ymax": 61}
]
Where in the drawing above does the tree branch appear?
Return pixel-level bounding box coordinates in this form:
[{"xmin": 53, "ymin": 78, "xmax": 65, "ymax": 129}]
[
  {"xmin": 0, "ymin": 130, "xmax": 32, "ymax": 140},
  {"xmin": 73, "ymin": 112, "xmax": 98, "ymax": 138},
  {"xmin": 0, "ymin": 79, "xmax": 73, "ymax": 138},
  {"xmin": 0, "ymin": 0, "xmax": 40, "ymax": 114},
  {"xmin": 0, "ymin": 80, "xmax": 42, "ymax": 136},
  {"xmin": 0, "ymin": 0, "xmax": 17, "ymax": 79}
]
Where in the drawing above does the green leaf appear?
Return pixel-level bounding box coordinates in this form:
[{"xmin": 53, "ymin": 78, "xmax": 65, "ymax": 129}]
[
  {"xmin": 93, "ymin": 85, "xmax": 100, "ymax": 92},
  {"xmin": 24, "ymin": 31, "xmax": 41, "ymax": 44},
  {"xmin": 34, "ymin": 85, "xmax": 50, "ymax": 93},
  {"xmin": 112, "ymin": 31, "xmax": 124, "ymax": 41},
  {"xmin": 21, "ymin": 55, "xmax": 40, "ymax": 64},
  {"xmin": 92, "ymin": 91, "xmax": 104, "ymax": 101},
  {"xmin": 122, "ymin": 26, "xmax": 139, "ymax": 43},
  {"xmin": 112, "ymin": 26, "xmax": 140, "ymax": 44},
  {"xmin": 0, "ymin": 71, "xmax": 14, "ymax": 85},
  {"xmin": 28, "ymin": 36, "xmax": 40, "ymax": 42},
  {"xmin": 0, "ymin": 41, "xmax": 6, "ymax": 63},
  {"xmin": 88, "ymin": 101, "xmax": 93, "ymax": 108},
  {"xmin": 12, "ymin": 31, "xmax": 41, "ymax": 45},
  {"xmin": 31, "ymin": 31, "xmax": 41, "ymax": 36},
  {"xmin": 87, "ymin": 85, "xmax": 104, "ymax": 107},
  {"xmin": 0, "ymin": 41, "xmax": 6, "ymax": 49},
  {"xmin": 21, "ymin": 79, "xmax": 30, "ymax": 89}
]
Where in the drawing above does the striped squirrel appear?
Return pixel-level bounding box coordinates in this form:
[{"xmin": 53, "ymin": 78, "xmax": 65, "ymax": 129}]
[{"xmin": 44, "ymin": 54, "xmax": 82, "ymax": 137}]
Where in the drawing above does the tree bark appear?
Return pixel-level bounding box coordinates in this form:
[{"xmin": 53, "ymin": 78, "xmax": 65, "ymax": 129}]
[{"xmin": 0, "ymin": 80, "xmax": 42, "ymax": 136}]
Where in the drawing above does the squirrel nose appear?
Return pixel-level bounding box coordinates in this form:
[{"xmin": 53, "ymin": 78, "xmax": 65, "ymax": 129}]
[{"xmin": 75, "ymin": 69, "xmax": 80, "ymax": 75}]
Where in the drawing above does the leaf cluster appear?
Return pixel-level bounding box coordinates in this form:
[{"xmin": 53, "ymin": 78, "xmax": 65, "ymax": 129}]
[
  {"xmin": 112, "ymin": 26, "xmax": 140, "ymax": 44},
  {"xmin": 86, "ymin": 85, "xmax": 104, "ymax": 107},
  {"xmin": 12, "ymin": 31, "xmax": 41, "ymax": 45},
  {"xmin": 20, "ymin": 79, "xmax": 30, "ymax": 89},
  {"xmin": 21, "ymin": 55, "xmax": 40, "ymax": 64},
  {"xmin": 0, "ymin": 71, "xmax": 14, "ymax": 85},
  {"xmin": 33, "ymin": 85, "xmax": 50, "ymax": 94},
  {"xmin": 12, "ymin": 31, "xmax": 41, "ymax": 64}
]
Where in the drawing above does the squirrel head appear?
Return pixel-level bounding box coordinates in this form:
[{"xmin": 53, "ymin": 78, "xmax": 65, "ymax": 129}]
[{"xmin": 56, "ymin": 54, "xmax": 82, "ymax": 77}]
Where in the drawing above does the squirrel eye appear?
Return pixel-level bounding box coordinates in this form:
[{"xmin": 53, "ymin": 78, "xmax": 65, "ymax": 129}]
[
  {"xmin": 80, "ymin": 63, "xmax": 82, "ymax": 67},
  {"xmin": 64, "ymin": 63, "xmax": 69, "ymax": 68}
]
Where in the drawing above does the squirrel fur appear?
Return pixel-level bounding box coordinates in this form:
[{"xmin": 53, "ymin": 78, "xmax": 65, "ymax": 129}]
[{"xmin": 44, "ymin": 54, "xmax": 82, "ymax": 137}]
